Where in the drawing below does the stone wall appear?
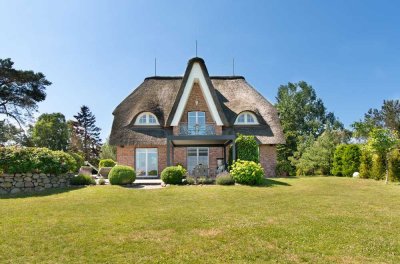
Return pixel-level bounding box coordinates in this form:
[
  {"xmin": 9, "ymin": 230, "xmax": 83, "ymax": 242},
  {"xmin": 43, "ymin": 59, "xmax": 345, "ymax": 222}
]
[{"xmin": 0, "ymin": 173, "xmax": 74, "ymax": 195}]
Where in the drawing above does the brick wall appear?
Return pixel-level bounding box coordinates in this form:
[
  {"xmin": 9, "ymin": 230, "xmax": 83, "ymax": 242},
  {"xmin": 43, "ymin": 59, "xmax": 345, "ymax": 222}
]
[
  {"xmin": 180, "ymin": 82, "xmax": 214, "ymax": 123},
  {"xmin": 259, "ymin": 145, "xmax": 277, "ymax": 177}
]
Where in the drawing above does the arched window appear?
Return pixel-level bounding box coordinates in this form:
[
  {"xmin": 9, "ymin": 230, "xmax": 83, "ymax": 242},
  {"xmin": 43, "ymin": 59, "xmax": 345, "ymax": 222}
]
[
  {"xmin": 135, "ymin": 112, "xmax": 159, "ymax": 125},
  {"xmin": 235, "ymin": 112, "xmax": 258, "ymax": 125}
]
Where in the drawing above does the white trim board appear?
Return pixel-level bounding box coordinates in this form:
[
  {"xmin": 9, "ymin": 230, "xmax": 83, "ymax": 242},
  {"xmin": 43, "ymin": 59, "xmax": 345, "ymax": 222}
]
[{"xmin": 170, "ymin": 62, "xmax": 223, "ymax": 126}]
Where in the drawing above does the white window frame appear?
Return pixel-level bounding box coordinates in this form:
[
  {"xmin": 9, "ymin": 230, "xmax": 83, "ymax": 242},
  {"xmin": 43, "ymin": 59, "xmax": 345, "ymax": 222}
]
[
  {"xmin": 187, "ymin": 147, "xmax": 209, "ymax": 173},
  {"xmin": 234, "ymin": 112, "xmax": 259, "ymax": 125},
  {"xmin": 134, "ymin": 112, "xmax": 159, "ymax": 125},
  {"xmin": 135, "ymin": 148, "xmax": 158, "ymax": 177}
]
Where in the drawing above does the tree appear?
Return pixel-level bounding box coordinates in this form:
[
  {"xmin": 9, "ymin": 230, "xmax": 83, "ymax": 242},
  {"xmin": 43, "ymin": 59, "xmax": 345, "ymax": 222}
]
[
  {"xmin": 367, "ymin": 128, "xmax": 399, "ymax": 184},
  {"xmin": 0, "ymin": 58, "xmax": 51, "ymax": 127},
  {"xmin": 290, "ymin": 130, "xmax": 346, "ymax": 176},
  {"xmin": 100, "ymin": 137, "xmax": 117, "ymax": 161},
  {"xmin": 352, "ymin": 100, "xmax": 400, "ymax": 140},
  {"xmin": 72, "ymin": 105, "xmax": 102, "ymax": 163},
  {"xmin": 32, "ymin": 113, "xmax": 69, "ymax": 150},
  {"xmin": 0, "ymin": 120, "xmax": 33, "ymax": 146},
  {"xmin": 276, "ymin": 81, "xmax": 344, "ymax": 175}
]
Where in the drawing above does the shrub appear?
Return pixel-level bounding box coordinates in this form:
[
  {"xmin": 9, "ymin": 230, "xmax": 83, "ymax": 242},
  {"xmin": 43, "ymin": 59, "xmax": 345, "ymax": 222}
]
[
  {"xmin": 161, "ymin": 166, "xmax": 184, "ymax": 184},
  {"xmin": 0, "ymin": 147, "xmax": 77, "ymax": 175},
  {"xmin": 109, "ymin": 165, "xmax": 136, "ymax": 185},
  {"xmin": 148, "ymin": 170, "xmax": 158, "ymax": 176},
  {"xmin": 216, "ymin": 172, "xmax": 235, "ymax": 185},
  {"xmin": 99, "ymin": 159, "xmax": 116, "ymax": 168},
  {"xmin": 229, "ymin": 134, "xmax": 259, "ymax": 165},
  {"xmin": 197, "ymin": 176, "xmax": 214, "ymax": 185},
  {"xmin": 98, "ymin": 178, "xmax": 106, "ymax": 185},
  {"xmin": 371, "ymin": 154, "xmax": 385, "ymax": 180},
  {"xmin": 342, "ymin": 144, "xmax": 361, "ymax": 176},
  {"xmin": 331, "ymin": 144, "xmax": 346, "ymax": 176},
  {"xmin": 185, "ymin": 176, "xmax": 196, "ymax": 185},
  {"xmin": 389, "ymin": 148, "xmax": 400, "ymax": 182},
  {"xmin": 68, "ymin": 152, "xmax": 84, "ymax": 172},
  {"xmin": 70, "ymin": 174, "xmax": 95, "ymax": 185},
  {"xmin": 276, "ymin": 160, "xmax": 292, "ymax": 177},
  {"xmin": 230, "ymin": 159, "xmax": 264, "ymax": 185},
  {"xmin": 359, "ymin": 147, "xmax": 372, "ymax": 179}
]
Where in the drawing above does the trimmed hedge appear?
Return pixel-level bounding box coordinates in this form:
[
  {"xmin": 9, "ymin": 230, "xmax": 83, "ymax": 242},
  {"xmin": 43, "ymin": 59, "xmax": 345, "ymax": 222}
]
[
  {"xmin": 359, "ymin": 147, "xmax": 372, "ymax": 179},
  {"xmin": 331, "ymin": 144, "xmax": 346, "ymax": 176},
  {"xmin": 230, "ymin": 134, "xmax": 259, "ymax": 165},
  {"xmin": 161, "ymin": 166, "xmax": 184, "ymax": 184},
  {"xmin": 70, "ymin": 174, "xmax": 95, "ymax": 185},
  {"xmin": 371, "ymin": 154, "xmax": 385, "ymax": 180},
  {"xmin": 99, "ymin": 159, "xmax": 116, "ymax": 168},
  {"xmin": 332, "ymin": 144, "xmax": 361, "ymax": 177},
  {"xmin": 230, "ymin": 159, "xmax": 264, "ymax": 185},
  {"xmin": 0, "ymin": 147, "xmax": 78, "ymax": 175},
  {"xmin": 109, "ymin": 165, "xmax": 136, "ymax": 185}
]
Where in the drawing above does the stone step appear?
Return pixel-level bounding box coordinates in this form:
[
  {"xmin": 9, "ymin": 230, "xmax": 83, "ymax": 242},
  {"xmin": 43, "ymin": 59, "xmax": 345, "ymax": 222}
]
[{"xmin": 134, "ymin": 179, "xmax": 162, "ymax": 185}]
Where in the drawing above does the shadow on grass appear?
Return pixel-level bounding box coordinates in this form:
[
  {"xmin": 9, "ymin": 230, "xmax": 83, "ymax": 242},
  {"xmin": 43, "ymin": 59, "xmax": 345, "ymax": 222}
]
[
  {"xmin": 253, "ymin": 178, "xmax": 292, "ymax": 187},
  {"xmin": 0, "ymin": 186, "xmax": 86, "ymax": 200}
]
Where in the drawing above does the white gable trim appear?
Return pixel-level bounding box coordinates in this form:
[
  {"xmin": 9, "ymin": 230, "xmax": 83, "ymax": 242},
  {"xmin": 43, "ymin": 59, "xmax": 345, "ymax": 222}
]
[{"xmin": 171, "ymin": 62, "xmax": 223, "ymax": 126}]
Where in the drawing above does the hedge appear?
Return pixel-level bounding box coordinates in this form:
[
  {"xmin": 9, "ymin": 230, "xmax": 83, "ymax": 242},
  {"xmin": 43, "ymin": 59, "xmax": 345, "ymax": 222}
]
[
  {"xmin": 99, "ymin": 159, "xmax": 116, "ymax": 168},
  {"xmin": 109, "ymin": 165, "xmax": 136, "ymax": 185},
  {"xmin": 229, "ymin": 134, "xmax": 259, "ymax": 165},
  {"xmin": 331, "ymin": 144, "xmax": 361, "ymax": 177},
  {"xmin": 359, "ymin": 147, "xmax": 372, "ymax": 179},
  {"xmin": 371, "ymin": 154, "xmax": 385, "ymax": 180},
  {"xmin": 331, "ymin": 144, "xmax": 346, "ymax": 176},
  {"xmin": 161, "ymin": 166, "xmax": 185, "ymax": 184},
  {"xmin": 0, "ymin": 147, "xmax": 78, "ymax": 175},
  {"xmin": 389, "ymin": 149, "xmax": 400, "ymax": 182}
]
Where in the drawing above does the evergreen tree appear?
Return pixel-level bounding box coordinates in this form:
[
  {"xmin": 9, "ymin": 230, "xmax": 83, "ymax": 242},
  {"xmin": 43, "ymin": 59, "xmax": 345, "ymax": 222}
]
[{"xmin": 72, "ymin": 105, "xmax": 102, "ymax": 163}]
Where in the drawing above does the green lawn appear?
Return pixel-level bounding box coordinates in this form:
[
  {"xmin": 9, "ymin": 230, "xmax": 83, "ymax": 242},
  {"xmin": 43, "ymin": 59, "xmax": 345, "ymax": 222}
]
[{"xmin": 1, "ymin": 177, "xmax": 399, "ymax": 263}]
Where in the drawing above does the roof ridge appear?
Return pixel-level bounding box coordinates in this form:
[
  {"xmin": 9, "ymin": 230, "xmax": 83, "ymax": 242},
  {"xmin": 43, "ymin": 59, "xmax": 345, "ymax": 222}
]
[{"xmin": 144, "ymin": 76, "xmax": 245, "ymax": 81}]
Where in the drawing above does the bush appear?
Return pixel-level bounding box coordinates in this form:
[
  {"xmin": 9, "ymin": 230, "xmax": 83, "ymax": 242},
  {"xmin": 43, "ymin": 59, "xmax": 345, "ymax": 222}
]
[
  {"xmin": 99, "ymin": 159, "xmax": 116, "ymax": 168},
  {"xmin": 161, "ymin": 166, "xmax": 184, "ymax": 184},
  {"xmin": 331, "ymin": 144, "xmax": 346, "ymax": 176},
  {"xmin": 359, "ymin": 147, "xmax": 372, "ymax": 179},
  {"xmin": 68, "ymin": 152, "xmax": 84, "ymax": 172},
  {"xmin": 371, "ymin": 154, "xmax": 385, "ymax": 180},
  {"xmin": 185, "ymin": 176, "xmax": 196, "ymax": 185},
  {"xmin": 0, "ymin": 147, "xmax": 77, "ymax": 175},
  {"xmin": 216, "ymin": 172, "xmax": 235, "ymax": 185},
  {"xmin": 389, "ymin": 149, "xmax": 400, "ymax": 182},
  {"xmin": 98, "ymin": 178, "xmax": 106, "ymax": 185},
  {"xmin": 276, "ymin": 160, "xmax": 292, "ymax": 177},
  {"xmin": 108, "ymin": 165, "xmax": 136, "ymax": 185},
  {"xmin": 342, "ymin": 144, "xmax": 361, "ymax": 176},
  {"xmin": 230, "ymin": 159, "xmax": 264, "ymax": 185},
  {"xmin": 70, "ymin": 174, "xmax": 95, "ymax": 185},
  {"xmin": 197, "ymin": 176, "xmax": 214, "ymax": 185},
  {"xmin": 229, "ymin": 134, "xmax": 259, "ymax": 165}
]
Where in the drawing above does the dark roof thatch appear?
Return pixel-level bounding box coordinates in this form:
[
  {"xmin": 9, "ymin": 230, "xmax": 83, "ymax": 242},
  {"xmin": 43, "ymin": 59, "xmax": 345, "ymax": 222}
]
[{"xmin": 110, "ymin": 58, "xmax": 285, "ymax": 146}]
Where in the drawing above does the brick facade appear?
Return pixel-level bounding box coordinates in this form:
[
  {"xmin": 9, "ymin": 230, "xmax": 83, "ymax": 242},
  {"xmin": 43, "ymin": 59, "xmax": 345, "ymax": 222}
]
[{"xmin": 259, "ymin": 145, "xmax": 277, "ymax": 177}]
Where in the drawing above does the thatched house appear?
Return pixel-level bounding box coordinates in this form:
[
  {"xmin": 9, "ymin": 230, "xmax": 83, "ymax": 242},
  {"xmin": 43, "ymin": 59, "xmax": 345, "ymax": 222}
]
[{"xmin": 110, "ymin": 57, "xmax": 284, "ymax": 178}]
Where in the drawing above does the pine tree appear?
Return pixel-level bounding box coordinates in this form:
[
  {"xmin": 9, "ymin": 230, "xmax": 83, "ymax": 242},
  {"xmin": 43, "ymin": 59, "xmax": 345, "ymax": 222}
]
[{"xmin": 72, "ymin": 105, "xmax": 102, "ymax": 164}]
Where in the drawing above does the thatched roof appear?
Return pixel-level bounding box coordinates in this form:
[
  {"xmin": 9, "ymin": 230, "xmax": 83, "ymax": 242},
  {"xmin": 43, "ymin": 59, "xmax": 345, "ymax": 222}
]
[{"xmin": 110, "ymin": 58, "xmax": 285, "ymax": 146}]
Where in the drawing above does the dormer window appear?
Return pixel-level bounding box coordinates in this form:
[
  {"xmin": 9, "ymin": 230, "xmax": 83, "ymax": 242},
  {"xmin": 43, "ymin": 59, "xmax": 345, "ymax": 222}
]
[
  {"xmin": 235, "ymin": 112, "xmax": 258, "ymax": 125},
  {"xmin": 135, "ymin": 112, "xmax": 159, "ymax": 125}
]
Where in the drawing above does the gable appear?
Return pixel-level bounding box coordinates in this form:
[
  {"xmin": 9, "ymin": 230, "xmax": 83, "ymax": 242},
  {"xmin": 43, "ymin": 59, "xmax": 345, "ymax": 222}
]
[
  {"xmin": 179, "ymin": 82, "xmax": 214, "ymax": 123},
  {"xmin": 169, "ymin": 58, "xmax": 228, "ymax": 126}
]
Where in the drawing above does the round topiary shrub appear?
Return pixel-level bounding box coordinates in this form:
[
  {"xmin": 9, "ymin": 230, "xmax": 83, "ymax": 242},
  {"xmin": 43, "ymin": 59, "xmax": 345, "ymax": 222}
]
[
  {"xmin": 230, "ymin": 159, "xmax": 264, "ymax": 185},
  {"xmin": 108, "ymin": 165, "xmax": 136, "ymax": 185},
  {"xmin": 99, "ymin": 159, "xmax": 116, "ymax": 168},
  {"xmin": 216, "ymin": 171, "xmax": 235, "ymax": 185},
  {"xmin": 161, "ymin": 166, "xmax": 184, "ymax": 184},
  {"xmin": 70, "ymin": 174, "xmax": 96, "ymax": 185}
]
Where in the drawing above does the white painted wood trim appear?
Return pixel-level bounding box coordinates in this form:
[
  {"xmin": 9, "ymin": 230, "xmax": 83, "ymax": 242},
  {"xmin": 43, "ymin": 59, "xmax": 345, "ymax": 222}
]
[{"xmin": 171, "ymin": 63, "xmax": 223, "ymax": 126}]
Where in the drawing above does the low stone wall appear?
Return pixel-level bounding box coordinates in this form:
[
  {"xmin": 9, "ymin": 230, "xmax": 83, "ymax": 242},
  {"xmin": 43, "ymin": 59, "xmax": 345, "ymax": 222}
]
[{"xmin": 0, "ymin": 173, "xmax": 74, "ymax": 195}]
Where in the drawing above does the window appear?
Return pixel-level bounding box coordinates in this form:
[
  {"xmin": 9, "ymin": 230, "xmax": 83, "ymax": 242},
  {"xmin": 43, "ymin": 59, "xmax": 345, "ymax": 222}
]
[
  {"xmin": 187, "ymin": 147, "xmax": 209, "ymax": 174},
  {"xmin": 135, "ymin": 112, "xmax": 159, "ymax": 125},
  {"xmin": 188, "ymin": 111, "xmax": 206, "ymax": 135},
  {"xmin": 235, "ymin": 112, "xmax": 258, "ymax": 125},
  {"xmin": 136, "ymin": 148, "xmax": 158, "ymax": 177}
]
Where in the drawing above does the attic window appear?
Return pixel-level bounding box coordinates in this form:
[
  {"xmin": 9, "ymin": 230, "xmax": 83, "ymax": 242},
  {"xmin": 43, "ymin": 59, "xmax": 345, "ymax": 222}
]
[
  {"xmin": 235, "ymin": 112, "xmax": 258, "ymax": 125},
  {"xmin": 135, "ymin": 112, "xmax": 159, "ymax": 125}
]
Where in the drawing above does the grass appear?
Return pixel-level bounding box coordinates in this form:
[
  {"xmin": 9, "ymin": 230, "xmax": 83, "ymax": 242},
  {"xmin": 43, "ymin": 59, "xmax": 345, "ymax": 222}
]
[{"xmin": 1, "ymin": 177, "xmax": 399, "ymax": 263}]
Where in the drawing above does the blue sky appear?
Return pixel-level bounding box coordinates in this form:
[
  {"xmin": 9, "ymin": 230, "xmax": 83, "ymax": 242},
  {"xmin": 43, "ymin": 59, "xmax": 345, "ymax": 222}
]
[{"xmin": 1, "ymin": 0, "xmax": 399, "ymax": 139}]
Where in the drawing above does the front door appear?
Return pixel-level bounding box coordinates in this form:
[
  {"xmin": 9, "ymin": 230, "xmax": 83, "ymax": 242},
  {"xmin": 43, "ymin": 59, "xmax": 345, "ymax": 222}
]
[{"xmin": 187, "ymin": 147, "xmax": 209, "ymax": 174}]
